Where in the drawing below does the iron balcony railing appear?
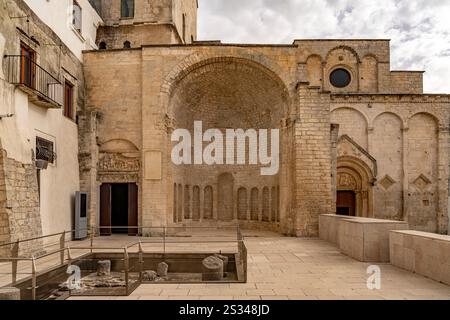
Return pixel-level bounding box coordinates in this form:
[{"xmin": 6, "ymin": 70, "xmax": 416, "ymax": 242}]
[{"xmin": 3, "ymin": 55, "xmax": 63, "ymax": 107}]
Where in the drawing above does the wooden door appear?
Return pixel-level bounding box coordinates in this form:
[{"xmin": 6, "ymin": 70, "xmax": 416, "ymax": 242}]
[
  {"xmin": 128, "ymin": 183, "xmax": 138, "ymax": 236},
  {"xmin": 20, "ymin": 43, "xmax": 36, "ymax": 88},
  {"xmin": 336, "ymin": 191, "xmax": 356, "ymax": 216},
  {"xmin": 100, "ymin": 184, "xmax": 112, "ymax": 235}
]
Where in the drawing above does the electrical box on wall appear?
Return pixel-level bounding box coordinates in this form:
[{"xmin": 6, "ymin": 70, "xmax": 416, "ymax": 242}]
[{"xmin": 74, "ymin": 191, "xmax": 88, "ymax": 240}]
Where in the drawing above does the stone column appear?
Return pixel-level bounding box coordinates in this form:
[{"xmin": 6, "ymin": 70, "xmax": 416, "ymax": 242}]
[
  {"xmin": 367, "ymin": 126, "xmax": 374, "ymax": 155},
  {"xmin": 213, "ymin": 185, "xmax": 218, "ymax": 220},
  {"xmin": 258, "ymin": 188, "xmax": 262, "ymax": 222},
  {"xmin": 200, "ymin": 185, "xmax": 205, "ymax": 221},
  {"xmin": 330, "ymin": 123, "xmax": 340, "ymax": 214},
  {"xmin": 401, "ymin": 127, "xmax": 409, "ymax": 222},
  {"xmin": 0, "ymin": 33, "xmax": 5, "ymax": 80},
  {"xmin": 437, "ymin": 128, "xmax": 449, "ymax": 234},
  {"xmin": 247, "ymin": 188, "xmax": 251, "ymax": 221},
  {"xmin": 294, "ymin": 83, "xmax": 333, "ymax": 237}
]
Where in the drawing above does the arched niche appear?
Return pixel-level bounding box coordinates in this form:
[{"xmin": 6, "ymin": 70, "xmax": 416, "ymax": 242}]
[
  {"xmin": 324, "ymin": 46, "xmax": 360, "ymax": 92},
  {"xmin": 331, "ymin": 108, "xmax": 369, "ymax": 150},
  {"xmin": 99, "ymin": 139, "xmax": 139, "ymax": 154}
]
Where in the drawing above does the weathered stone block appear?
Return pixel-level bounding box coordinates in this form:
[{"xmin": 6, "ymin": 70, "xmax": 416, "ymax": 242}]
[
  {"xmin": 97, "ymin": 260, "xmax": 111, "ymax": 276},
  {"xmin": 202, "ymin": 256, "xmax": 223, "ymax": 281},
  {"xmin": 0, "ymin": 287, "xmax": 20, "ymax": 300},
  {"xmin": 157, "ymin": 262, "xmax": 169, "ymax": 278}
]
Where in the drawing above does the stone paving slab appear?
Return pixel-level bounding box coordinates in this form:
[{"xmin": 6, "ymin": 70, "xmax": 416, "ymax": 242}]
[
  {"xmin": 2, "ymin": 233, "xmax": 450, "ymax": 300},
  {"xmin": 72, "ymin": 236, "xmax": 450, "ymax": 300}
]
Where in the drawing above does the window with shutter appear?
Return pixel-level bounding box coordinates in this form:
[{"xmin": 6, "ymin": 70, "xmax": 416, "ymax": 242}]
[{"xmin": 73, "ymin": 1, "xmax": 82, "ymax": 33}]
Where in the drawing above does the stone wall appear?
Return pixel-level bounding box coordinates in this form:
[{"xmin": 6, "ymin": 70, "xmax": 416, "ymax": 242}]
[
  {"xmin": 294, "ymin": 84, "xmax": 333, "ymax": 236},
  {"xmin": 330, "ymin": 94, "xmax": 449, "ymax": 234},
  {"xmin": 82, "ymin": 38, "xmax": 450, "ymax": 236},
  {"xmin": 0, "ymin": 0, "xmax": 87, "ymax": 244},
  {"xmin": 95, "ymin": 0, "xmax": 197, "ymax": 48},
  {"xmin": 390, "ymin": 71, "xmax": 423, "ymax": 94},
  {"xmin": 0, "ymin": 149, "xmax": 43, "ymax": 256}
]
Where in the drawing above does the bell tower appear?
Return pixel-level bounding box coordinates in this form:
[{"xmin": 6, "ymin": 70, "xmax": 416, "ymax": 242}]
[{"xmin": 92, "ymin": 0, "xmax": 198, "ymax": 49}]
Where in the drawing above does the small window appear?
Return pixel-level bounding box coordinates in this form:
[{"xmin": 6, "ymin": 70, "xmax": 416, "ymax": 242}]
[
  {"xmin": 99, "ymin": 41, "xmax": 107, "ymax": 49},
  {"xmin": 64, "ymin": 80, "xmax": 74, "ymax": 119},
  {"xmin": 73, "ymin": 0, "xmax": 82, "ymax": 33},
  {"xmin": 123, "ymin": 41, "xmax": 131, "ymax": 49},
  {"xmin": 330, "ymin": 68, "xmax": 351, "ymax": 88},
  {"xmin": 36, "ymin": 137, "xmax": 56, "ymax": 164},
  {"xmin": 121, "ymin": 0, "xmax": 135, "ymax": 18}
]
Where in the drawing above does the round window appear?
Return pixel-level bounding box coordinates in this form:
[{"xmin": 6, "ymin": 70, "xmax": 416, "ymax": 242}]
[{"xmin": 330, "ymin": 68, "xmax": 351, "ymax": 88}]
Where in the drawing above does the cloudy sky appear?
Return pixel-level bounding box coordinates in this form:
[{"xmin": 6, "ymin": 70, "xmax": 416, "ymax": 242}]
[{"xmin": 198, "ymin": 0, "xmax": 450, "ymax": 93}]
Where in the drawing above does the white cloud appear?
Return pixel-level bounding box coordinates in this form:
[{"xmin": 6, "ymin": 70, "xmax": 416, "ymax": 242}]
[{"xmin": 198, "ymin": 0, "xmax": 450, "ymax": 93}]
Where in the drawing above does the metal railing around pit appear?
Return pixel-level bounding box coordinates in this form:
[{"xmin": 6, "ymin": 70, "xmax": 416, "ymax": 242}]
[{"xmin": 0, "ymin": 225, "xmax": 247, "ymax": 300}]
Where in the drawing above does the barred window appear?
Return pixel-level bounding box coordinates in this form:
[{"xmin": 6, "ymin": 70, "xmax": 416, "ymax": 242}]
[{"xmin": 36, "ymin": 137, "xmax": 56, "ymax": 164}]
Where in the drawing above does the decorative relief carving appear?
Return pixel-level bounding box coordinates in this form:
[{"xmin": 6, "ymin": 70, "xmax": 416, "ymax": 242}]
[
  {"xmin": 337, "ymin": 173, "xmax": 357, "ymax": 190},
  {"xmin": 98, "ymin": 173, "xmax": 139, "ymax": 183},
  {"xmin": 413, "ymin": 174, "xmax": 432, "ymax": 191},
  {"xmin": 379, "ymin": 175, "xmax": 396, "ymax": 190},
  {"xmin": 360, "ymin": 191, "xmax": 368, "ymax": 200},
  {"xmin": 97, "ymin": 153, "xmax": 140, "ymax": 183},
  {"xmin": 98, "ymin": 153, "xmax": 140, "ymax": 172}
]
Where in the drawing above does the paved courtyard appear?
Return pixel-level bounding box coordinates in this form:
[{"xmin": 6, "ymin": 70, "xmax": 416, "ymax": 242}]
[{"xmin": 66, "ymin": 234, "xmax": 450, "ymax": 300}]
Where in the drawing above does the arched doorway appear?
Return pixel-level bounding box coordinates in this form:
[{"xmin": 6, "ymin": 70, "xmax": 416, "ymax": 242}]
[{"xmin": 337, "ymin": 157, "xmax": 375, "ymax": 217}]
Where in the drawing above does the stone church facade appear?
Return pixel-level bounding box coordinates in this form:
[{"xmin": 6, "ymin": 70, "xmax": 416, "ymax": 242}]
[
  {"xmin": 0, "ymin": 0, "xmax": 449, "ymax": 252},
  {"xmin": 81, "ymin": 0, "xmax": 450, "ymax": 237}
]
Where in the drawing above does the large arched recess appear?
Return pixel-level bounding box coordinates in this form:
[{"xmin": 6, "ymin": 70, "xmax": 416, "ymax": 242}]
[{"xmin": 166, "ymin": 57, "xmax": 292, "ymax": 231}]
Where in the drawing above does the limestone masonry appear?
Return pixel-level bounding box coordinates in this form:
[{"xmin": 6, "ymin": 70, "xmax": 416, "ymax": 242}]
[{"xmin": 0, "ymin": 0, "xmax": 449, "ymax": 251}]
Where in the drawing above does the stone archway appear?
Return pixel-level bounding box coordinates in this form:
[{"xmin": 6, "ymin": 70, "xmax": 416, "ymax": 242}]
[
  {"xmin": 166, "ymin": 57, "xmax": 292, "ymax": 230},
  {"xmin": 337, "ymin": 157, "xmax": 375, "ymax": 217}
]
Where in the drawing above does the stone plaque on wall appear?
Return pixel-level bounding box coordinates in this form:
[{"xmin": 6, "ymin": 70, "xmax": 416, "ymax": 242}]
[{"xmin": 145, "ymin": 150, "xmax": 162, "ymax": 180}]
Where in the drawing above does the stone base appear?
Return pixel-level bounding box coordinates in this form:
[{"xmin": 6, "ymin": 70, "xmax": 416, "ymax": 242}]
[
  {"xmin": 319, "ymin": 214, "xmax": 409, "ymax": 262},
  {"xmin": 390, "ymin": 230, "xmax": 450, "ymax": 285},
  {"xmin": 0, "ymin": 287, "xmax": 20, "ymax": 300}
]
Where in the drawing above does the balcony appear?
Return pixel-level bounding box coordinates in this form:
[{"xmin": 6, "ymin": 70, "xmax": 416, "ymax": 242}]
[{"xmin": 3, "ymin": 55, "xmax": 63, "ymax": 108}]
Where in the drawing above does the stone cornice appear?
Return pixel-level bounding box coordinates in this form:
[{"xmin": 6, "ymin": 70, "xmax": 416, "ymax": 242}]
[{"xmin": 330, "ymin": 93, "xmax": 450, "ymax": 104}]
